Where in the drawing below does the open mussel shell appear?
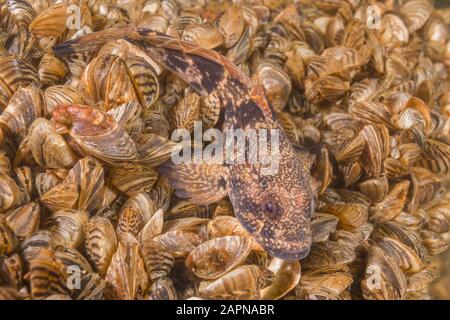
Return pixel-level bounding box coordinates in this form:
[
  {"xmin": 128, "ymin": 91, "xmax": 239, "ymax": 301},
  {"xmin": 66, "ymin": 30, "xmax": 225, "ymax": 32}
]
[
  {"xmin": 186, "ymin": 236, "xmax": 253, "ymax": 280},
  {"xmin": 141, "ymin": 239, "xmax": 174, "ymax": 283},
  {"xmin": 84, "ymin": 39, "xmax": 160, "ymax": 110},
  {"xmin": 152, "ymin": 230, "xmax": 205, "ymax": 257},
  {"xmin": 226, "ymin": 26, "xmax": 252, "ymax": 65},
  {"xmin": 198, "ymin": 265, "xmax": 262, "ymax": 300},
  {"xmin": 83, "ymin": 53, "xmax": 139, "ymax": 111},
  {"xmin": 207, "ymin": 216, "xmax": 249, "ymax": 238},
  {"xmin": 261, "ymin": 258, "xmax": 301, "ymax": 300},
  {"xmin": 218, "ymin": 5, "xmax": 245, "ymax": 48},
  {"xmin": 52, "ymin": 104, "xmax": 138, "ymax": 165},
  {"xmin": 107, "ymin": 101, "xmax": 144, "ymax": 139}
]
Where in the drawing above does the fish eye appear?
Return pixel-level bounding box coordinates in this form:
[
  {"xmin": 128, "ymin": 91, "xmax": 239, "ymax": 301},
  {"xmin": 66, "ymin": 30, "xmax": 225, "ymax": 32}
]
[
  {"xmin": 264, "ymin": 201, "xmax": 273, "ymax": 213},
  {"xmin": 262, "ymin": 200, "xmax": 280, "ymax": 218}
]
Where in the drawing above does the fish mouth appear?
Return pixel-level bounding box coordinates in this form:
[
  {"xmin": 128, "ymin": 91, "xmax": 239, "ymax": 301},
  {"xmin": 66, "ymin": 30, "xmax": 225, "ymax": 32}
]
[
  {"xmin": 262, "ymin": 222, "xmax": 313, "ymax": 260},
  {"xmin": 249, "ymin": 221, "xmax": 313, "ymax": 260},
  {"xmin": 258, "ymin": 230, "xmax": 313, "ymax": 261}
]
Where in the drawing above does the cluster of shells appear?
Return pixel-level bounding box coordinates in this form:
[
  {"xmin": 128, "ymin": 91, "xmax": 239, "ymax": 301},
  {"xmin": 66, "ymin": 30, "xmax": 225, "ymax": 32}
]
[{"xmin": 0, "ymin": 0, "xmax": 449, "ymax": 300}]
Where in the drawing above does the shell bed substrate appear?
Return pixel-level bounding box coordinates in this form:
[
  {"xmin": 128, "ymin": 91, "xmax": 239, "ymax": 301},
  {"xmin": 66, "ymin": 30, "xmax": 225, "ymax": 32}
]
[{"xmin": 0, "ymin": 0, "xmax": 450, "ymax": 300}]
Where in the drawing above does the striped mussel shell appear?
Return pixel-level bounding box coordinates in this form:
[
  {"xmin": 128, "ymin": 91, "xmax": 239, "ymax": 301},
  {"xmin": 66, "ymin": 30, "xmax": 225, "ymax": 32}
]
[
  {"xmin": 0, "ymin": 217, "xmax": 18, "ymax": 256},
  {"xmin": 105, "ymin": 232, "xmax": 148, "ymax": 300},
  {"xmin": 27, "ymin": 247, "xmax": 69, "ymax": 299},
  {"xmin": 5, "ymin": 201, "xmax": 40, "ymax": 239},
  {"xmin": 146, "ymin": 277, "xmax": 178, "ymax": 300},
  {"xmin": 43, "ymin": 209, "xmax": 88, "ymax": 249},
  {"xmin": 84, "ymin": 216, "xmax": 117, "ymax": 276},
  {"xmin": 198, "ymin": 265, "xmax": 262, "ymax": 300},
  {"xmin": 64, "ymin": 157, "xmax": 105, "ymax": 212}
]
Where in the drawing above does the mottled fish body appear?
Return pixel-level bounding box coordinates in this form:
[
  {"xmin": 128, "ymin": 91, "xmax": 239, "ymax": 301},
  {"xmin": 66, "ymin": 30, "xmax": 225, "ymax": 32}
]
[{"xmin": 54, "ymin": 28, "xmax": 315, "ymax": 260}]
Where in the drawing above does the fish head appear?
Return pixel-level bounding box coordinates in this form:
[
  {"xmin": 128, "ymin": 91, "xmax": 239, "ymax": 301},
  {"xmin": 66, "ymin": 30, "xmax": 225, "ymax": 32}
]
[{"xmin": 228, "ymin": 143, "xmax": 314, "ymax": 261}]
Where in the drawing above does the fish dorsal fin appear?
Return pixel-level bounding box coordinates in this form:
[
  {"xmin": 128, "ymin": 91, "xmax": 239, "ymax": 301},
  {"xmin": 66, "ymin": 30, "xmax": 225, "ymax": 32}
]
[{"xmin": 54, "ymin": 28, "xmax": 251, "ymax": 97}]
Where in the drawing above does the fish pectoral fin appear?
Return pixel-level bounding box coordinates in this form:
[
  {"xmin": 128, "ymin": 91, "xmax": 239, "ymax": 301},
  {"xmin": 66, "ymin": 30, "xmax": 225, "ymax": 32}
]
[{"xmin": 158, "ymin": 162, "xmax": 229, "ymax": 205}]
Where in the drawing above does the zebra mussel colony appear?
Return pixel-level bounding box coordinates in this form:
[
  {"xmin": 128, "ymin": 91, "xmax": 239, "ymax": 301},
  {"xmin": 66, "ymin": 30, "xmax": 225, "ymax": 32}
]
[{"xmin": 0, "ymin": 0, "xmax": 450, "ymax": 300}]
